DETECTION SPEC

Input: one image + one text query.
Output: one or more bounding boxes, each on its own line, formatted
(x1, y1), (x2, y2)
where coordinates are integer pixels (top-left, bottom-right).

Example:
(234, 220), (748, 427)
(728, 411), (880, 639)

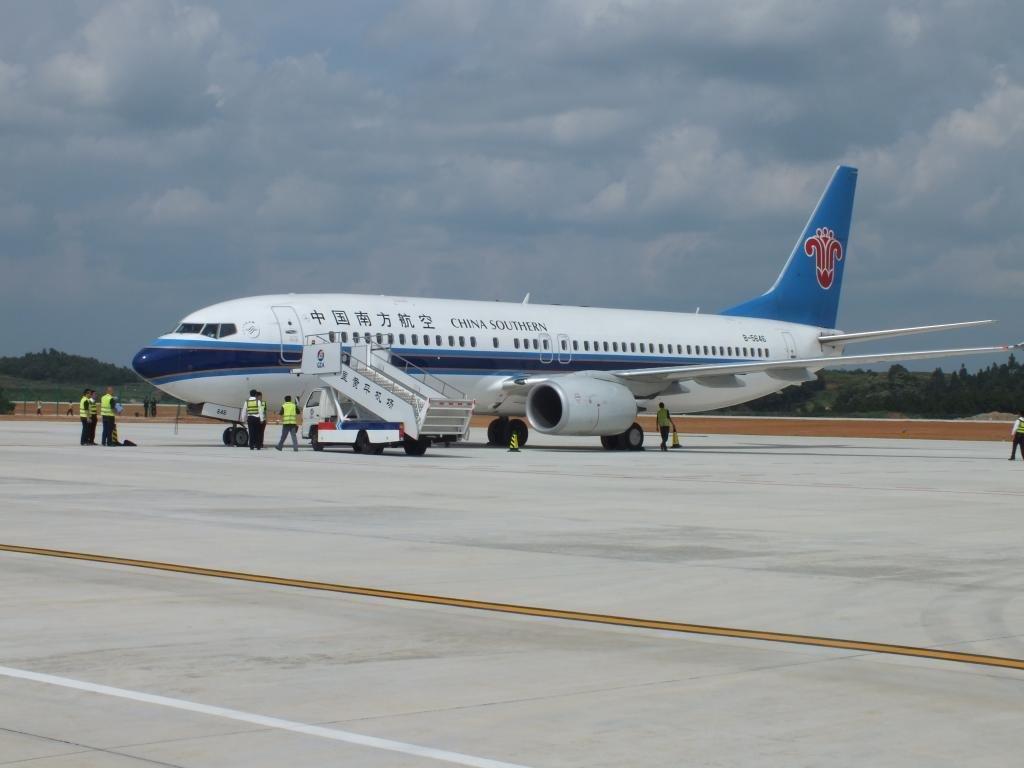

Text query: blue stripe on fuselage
(135, 339), (749, 385)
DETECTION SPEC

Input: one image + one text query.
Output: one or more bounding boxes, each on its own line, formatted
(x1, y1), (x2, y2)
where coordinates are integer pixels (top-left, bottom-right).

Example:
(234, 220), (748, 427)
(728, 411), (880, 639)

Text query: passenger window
(560, 339), (567, 350)
(423, 335), (430, 346)
(703, 345), (709, 355)
(532, 339), (539, 350)
(493, 337), (499, 348)
(435, 335), (442, 346)
(374, 333), (382, 344)
(640, 343), (646, 353)
(459, 336), (465, 347)
(305, 390), (321, 408)
(766, 348), (770, 357)
(514, 338), (520, 349)
(388, 333), (394, 344)
(411, 334), (418, 344)
(687, 345), (692, 354)
(200, 324), (218, 338)
(659, 344), (664, 354)
(583, 341), (590, 351)
(471, 337), (477, 347)
(612, 342), (619, 352)
(218, 324), (237, 338)
(448, 335), (455, 346)
(572, 340), (578, 351)
(712, 346), (717, 355)
(340, 331), (348, 343)
(543, 338), (549, 350)
(630, 342), (636, 352)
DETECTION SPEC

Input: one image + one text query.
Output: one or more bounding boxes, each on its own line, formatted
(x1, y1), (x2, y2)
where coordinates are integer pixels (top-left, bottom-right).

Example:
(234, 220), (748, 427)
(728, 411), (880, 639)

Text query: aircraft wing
(613, 342), (1022, 384)
(819, 320), (993, 345)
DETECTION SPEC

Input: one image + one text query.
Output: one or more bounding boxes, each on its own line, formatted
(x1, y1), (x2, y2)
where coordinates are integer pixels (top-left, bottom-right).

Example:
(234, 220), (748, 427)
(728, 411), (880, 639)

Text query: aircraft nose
(132, 344), (180, 381)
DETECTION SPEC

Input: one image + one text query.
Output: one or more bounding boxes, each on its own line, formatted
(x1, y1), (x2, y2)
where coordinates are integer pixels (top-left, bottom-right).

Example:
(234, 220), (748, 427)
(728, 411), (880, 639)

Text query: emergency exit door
(271, 305), (303, 364)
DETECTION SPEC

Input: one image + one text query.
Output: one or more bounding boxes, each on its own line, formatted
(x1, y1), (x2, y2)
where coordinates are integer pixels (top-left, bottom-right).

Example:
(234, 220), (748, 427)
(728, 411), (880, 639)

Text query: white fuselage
(133, 293), (842, 416)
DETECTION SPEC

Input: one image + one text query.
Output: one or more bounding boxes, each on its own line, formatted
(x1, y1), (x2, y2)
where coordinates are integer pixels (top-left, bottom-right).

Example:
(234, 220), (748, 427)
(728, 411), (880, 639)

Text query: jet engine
(525, 375), (637, 436)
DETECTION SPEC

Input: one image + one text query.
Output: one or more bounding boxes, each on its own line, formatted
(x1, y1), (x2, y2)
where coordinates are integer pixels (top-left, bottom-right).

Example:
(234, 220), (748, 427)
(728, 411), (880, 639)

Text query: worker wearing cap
(275, 396), (299, 452)
(656, 402), (676, 452)
(1009, 411), (1024, 461)
(79, 389), (92, 445)
(242, 389), (263, 450)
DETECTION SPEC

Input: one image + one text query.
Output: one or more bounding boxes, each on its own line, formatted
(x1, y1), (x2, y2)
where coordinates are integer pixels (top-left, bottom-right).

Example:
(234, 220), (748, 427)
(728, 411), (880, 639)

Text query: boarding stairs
(296, 340), (475, 441)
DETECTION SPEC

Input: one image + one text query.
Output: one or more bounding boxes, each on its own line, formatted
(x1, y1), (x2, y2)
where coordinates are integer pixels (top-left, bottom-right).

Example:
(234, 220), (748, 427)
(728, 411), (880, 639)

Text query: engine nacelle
(526, 375), (637, 436)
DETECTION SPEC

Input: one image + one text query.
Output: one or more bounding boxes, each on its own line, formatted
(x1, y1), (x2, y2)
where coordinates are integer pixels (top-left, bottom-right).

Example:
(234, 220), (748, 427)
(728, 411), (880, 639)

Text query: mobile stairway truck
(295, 337), (475, 456)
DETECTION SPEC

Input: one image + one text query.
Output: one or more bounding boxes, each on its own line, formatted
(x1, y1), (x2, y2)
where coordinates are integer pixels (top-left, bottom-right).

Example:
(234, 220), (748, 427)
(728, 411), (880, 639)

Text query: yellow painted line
(3, 543), (1023, 673)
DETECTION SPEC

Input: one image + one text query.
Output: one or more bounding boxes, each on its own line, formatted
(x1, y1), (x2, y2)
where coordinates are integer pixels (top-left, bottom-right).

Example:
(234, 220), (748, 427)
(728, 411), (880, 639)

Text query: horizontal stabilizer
(614, 342), (1023, 384)
(820, 320), (994, 345)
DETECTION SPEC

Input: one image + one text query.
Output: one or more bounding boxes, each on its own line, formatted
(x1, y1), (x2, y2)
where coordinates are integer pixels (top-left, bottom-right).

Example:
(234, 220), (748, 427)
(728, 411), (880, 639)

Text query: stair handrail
(384, 349), (467, 400)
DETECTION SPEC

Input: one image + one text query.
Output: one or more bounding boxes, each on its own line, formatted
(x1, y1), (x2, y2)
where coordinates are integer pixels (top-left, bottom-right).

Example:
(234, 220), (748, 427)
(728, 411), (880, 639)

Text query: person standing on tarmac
(256, 390), (268, 449)
(275, 395), (299, 452)
(79, 389), (92, 445)
(242, 389), (262, 450)
(656, 402), (676, 452)
(100, 387), (118, 446)
(1009, 411), (1024, 461)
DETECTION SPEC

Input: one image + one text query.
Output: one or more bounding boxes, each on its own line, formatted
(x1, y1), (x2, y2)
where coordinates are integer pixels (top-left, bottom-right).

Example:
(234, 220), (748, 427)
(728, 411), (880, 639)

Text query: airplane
(132, 165), (1019, 450)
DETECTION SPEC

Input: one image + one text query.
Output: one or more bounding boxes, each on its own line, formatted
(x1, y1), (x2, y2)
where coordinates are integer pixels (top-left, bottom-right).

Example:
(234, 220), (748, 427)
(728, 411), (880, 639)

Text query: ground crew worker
(656, 401), (676, 452)
(100, 387), (118, 446)
(1009, 411), (1024, 461)
(256, 391), (268, 449)
(88, 391), (99, 444)
(243, 389), (263, 450)
(79, 389), (92, 445)
(275, 395), (299, 452)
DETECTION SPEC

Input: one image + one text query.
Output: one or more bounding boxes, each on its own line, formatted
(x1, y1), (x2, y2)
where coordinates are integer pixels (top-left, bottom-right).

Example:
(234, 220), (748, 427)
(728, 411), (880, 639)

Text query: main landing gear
(600, 422), (644, 451)
(223, 425), (249, 447)
(487, 417), (528, 448)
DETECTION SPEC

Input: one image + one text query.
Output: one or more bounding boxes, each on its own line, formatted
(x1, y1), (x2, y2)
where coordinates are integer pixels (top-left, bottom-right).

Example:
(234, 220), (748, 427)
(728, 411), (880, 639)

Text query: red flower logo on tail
(805, 227), (843, 289)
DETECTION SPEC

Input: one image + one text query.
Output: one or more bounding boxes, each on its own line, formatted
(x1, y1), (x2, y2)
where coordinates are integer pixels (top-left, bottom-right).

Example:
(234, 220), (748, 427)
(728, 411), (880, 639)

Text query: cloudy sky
(1, 0), (1022, 368)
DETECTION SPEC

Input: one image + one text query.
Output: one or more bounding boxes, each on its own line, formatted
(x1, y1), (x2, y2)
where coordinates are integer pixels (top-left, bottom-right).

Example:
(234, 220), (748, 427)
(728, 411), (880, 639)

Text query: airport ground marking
(4, 543), (1024, 673)
(0, 665), (531, 768)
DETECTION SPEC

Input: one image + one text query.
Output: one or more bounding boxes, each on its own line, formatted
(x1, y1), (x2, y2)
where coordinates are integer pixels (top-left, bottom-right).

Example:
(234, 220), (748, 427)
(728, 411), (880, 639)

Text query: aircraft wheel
(624, 422), (644, 451)
(310, 425), (323, 452)
(222, 427), (233, 446)
(510, 418), (529, 447)
(600, 435), (618, 450)
(487, 418), (508, 446)
(233, 427), (249, 447)
(403, 436), (429, 456)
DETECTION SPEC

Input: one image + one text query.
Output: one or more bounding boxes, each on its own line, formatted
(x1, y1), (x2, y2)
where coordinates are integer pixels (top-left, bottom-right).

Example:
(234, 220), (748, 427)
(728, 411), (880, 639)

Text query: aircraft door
(538, 332), (554, 364)
(271, 305), (303, 364)
(781, 331), (797, 359)
(556, 333), (572, 365)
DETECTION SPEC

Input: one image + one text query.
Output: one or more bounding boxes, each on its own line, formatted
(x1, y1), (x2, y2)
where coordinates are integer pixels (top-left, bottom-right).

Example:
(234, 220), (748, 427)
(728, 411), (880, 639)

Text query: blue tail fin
(721, 165), (857, 329)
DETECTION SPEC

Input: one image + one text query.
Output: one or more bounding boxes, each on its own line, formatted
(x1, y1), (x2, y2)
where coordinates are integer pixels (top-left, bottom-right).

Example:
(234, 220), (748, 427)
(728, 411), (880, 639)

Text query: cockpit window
(176, 323), (203, 334)
(218, 324), (237, 338)
(200, 324), (219, 338)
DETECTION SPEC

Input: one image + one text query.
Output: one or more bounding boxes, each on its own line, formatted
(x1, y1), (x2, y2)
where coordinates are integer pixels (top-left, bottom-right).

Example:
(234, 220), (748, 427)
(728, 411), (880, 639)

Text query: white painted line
(0, 665), (532, 768)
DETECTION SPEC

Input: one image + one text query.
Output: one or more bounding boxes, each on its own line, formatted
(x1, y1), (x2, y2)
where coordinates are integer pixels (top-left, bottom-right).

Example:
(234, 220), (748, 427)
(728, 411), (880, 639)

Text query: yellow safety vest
(1017, 419), (1024, 434)
(79, 396), (90, 418)
(245, 397), (260, 415)
(281, 401), (297, 425)
(100, 393), (114, 417)
(656, 407), (672, 427)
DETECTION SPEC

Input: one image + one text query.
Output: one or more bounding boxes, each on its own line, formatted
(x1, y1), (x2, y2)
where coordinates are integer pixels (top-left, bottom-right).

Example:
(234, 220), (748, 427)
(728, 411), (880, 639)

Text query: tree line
(0, 348), (138, 385)
(723, 356), (1024, 418)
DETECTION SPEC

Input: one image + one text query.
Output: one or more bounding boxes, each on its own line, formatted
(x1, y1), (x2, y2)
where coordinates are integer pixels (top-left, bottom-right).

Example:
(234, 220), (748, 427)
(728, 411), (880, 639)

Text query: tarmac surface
(1, 420), (1023, 767)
